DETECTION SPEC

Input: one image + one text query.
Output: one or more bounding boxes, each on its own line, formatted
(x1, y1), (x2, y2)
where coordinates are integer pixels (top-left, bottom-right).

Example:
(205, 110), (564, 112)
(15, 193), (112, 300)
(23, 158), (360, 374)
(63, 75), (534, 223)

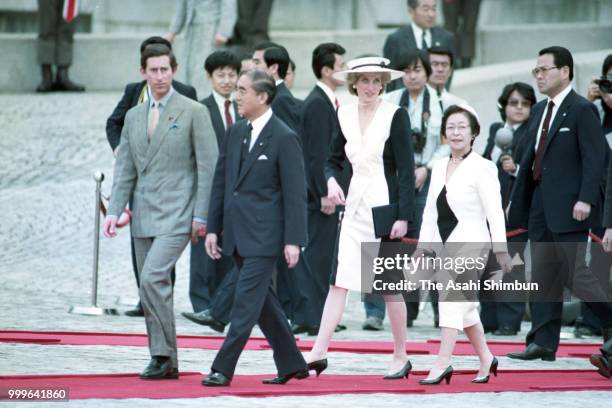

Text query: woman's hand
(500, 155), (516, 173)
(495, 251), (513, 274)
(389, 220), (408, 239)
(327, 177), (346, 206)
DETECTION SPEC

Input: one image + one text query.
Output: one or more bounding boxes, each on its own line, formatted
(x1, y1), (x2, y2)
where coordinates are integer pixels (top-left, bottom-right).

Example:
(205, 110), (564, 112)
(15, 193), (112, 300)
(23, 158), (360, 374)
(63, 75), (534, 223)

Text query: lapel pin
(563, 113), (566, 116)
(243, 139), (247, 144)
(168, 116), (174, 121)
(259, 142), (263, 146)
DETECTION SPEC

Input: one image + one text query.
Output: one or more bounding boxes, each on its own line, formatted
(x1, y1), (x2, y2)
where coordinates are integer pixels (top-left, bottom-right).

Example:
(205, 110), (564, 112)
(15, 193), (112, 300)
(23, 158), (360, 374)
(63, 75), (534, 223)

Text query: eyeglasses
(445, 125), (470, 134)
(507, 99), (532, 108)
(531, 66), (559, 77)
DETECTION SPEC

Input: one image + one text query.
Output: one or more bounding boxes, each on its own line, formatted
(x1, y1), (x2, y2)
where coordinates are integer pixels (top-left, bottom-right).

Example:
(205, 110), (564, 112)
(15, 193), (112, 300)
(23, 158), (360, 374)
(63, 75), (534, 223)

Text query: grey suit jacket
(109, 91), (218, 238)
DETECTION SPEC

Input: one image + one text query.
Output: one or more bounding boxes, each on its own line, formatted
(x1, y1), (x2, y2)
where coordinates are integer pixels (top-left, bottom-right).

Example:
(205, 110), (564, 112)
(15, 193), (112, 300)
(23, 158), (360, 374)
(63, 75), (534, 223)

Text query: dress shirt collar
(247, 108), (273, 149)
(275, 79), (284, 86)
(411, 22), (430, 49)
(316, 81), (337, 106)
(548, 83), (572, 108)
(212, 89), (232, 106)
(148, 86), (174, 108)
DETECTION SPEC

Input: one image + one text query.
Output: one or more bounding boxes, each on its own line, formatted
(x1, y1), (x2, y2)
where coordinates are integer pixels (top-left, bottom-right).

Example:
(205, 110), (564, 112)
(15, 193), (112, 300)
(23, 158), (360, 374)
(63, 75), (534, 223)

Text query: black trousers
(37, 0), (74, 66)
(188, 240), (234, 312)
(211, 254), (307, 378)
(276, 255), (319, 327)
(526, 186), (612, 351)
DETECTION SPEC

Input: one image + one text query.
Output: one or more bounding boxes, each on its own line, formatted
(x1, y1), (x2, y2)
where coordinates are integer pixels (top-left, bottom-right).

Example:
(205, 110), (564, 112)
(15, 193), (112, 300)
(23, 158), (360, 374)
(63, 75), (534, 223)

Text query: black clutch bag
(371, 203), (398, 238)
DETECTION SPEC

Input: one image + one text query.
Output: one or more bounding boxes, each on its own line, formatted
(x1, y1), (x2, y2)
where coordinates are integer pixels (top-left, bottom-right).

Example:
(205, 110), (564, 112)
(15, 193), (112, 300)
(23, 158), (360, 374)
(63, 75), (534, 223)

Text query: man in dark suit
(182, 51), (241, 323)
(202, 69), (309, 386)
(295, 43), (348, 334)
(105, 36), (197, 317)
(383, 0), (455, 91)
(507, 46), (612, 362)
(227, 0), (274, 56)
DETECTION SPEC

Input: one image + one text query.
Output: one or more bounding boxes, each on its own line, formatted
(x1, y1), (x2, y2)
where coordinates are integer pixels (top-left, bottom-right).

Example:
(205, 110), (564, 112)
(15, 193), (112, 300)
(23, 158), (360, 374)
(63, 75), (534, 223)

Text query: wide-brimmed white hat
(332, 56), (404, 82)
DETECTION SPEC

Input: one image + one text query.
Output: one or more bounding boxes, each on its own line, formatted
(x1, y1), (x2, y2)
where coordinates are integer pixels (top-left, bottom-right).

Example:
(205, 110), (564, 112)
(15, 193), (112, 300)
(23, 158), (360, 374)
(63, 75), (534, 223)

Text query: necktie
(334, 97), (340, 110)
(147, 101), (159, 143)
(224, 99), (233, 128)
(532, 100), (555, 182)
(421, 31), (427, 50)
(239, 123), (253, 173)
(437, 89), (444, 113)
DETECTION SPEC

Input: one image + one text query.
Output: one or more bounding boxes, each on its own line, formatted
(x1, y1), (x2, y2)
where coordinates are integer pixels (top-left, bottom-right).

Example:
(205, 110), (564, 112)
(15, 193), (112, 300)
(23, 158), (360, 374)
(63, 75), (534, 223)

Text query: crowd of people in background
(39, 0), (610, 387)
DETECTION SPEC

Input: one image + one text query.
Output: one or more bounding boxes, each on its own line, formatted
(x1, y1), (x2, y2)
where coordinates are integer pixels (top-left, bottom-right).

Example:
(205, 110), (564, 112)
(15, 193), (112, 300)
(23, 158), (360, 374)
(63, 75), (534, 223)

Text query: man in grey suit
(383, 0), (455, 91)
(103, 44), (218, 380)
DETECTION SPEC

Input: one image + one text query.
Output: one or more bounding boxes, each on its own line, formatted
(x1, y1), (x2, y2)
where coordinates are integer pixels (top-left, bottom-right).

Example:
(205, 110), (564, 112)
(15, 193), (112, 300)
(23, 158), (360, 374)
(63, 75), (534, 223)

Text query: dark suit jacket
(272, 82), (300, 132)
(383, 24), (455, 91)
(106, 80), (197, 151)
(483, 122), (529, 213)
(200, 94), (239, 147)
(605, 158), (612, 228)
(208, 112), (308, 257)
(508, 90), (606, 233)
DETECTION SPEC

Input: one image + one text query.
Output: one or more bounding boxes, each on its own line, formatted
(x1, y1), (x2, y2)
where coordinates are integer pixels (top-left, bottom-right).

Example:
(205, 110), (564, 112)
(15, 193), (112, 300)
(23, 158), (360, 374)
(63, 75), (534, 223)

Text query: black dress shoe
(589, 354), (611, 378)
(472, 357), (498, 383)
(494, 325), (518, 336)
(419, 366), (453, 385)
(139, 356), (178, 380)
(507, 343), (556, 361)
(125, 305), (144, 317)
(291, 323), (319, 336)
(307, 358), (328, 377)
(335, 324), (347, 332)
(182, 310), (226, 333)
(262, 369), (309, 384)
(202, 371), (231, 386)
(383, 360), (412, 379)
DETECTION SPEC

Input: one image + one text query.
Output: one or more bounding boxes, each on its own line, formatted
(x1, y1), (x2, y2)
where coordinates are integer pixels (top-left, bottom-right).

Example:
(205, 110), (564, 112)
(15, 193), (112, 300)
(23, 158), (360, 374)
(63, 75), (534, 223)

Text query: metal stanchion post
(69, 171), (118, 316)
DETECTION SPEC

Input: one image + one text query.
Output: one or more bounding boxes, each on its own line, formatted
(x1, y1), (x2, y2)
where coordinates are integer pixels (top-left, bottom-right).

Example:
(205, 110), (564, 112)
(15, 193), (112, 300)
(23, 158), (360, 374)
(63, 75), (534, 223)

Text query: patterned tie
(421, 30), (427, 50)
(224, 99), (233, 128)
(147, 101), (159, 143)
(532, 100), (555, 182)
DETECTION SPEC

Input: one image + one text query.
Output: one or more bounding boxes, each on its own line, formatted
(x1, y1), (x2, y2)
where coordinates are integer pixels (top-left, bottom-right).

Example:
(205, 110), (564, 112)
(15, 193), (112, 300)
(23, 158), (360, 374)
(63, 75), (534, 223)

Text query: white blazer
(418, 152), (507, 253)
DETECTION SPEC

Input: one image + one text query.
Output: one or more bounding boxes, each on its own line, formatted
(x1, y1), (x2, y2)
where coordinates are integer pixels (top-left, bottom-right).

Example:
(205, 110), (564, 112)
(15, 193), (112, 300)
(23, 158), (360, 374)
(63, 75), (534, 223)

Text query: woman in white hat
(415, 104), (513, 385)
(305, 56), (416, 379)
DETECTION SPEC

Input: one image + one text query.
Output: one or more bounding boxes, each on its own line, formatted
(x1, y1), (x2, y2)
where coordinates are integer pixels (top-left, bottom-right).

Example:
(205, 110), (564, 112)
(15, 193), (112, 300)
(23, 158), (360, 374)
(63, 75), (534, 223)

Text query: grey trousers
(133, 234), (190, 368)
(37, 0), (74, 66)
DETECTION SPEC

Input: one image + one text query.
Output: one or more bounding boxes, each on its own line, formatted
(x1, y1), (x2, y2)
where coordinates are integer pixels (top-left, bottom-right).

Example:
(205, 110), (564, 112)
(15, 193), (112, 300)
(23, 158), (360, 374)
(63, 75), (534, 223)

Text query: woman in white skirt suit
(416, 104), (513, 385)
(304, 57), (416, 379)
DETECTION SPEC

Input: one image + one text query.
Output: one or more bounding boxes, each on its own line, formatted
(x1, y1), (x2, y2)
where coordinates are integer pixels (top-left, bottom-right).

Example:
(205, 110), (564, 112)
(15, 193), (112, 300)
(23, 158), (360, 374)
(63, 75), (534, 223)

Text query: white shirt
(248, 108), (273, 151)
(275, 79), (284, 86)
(147, 86), (174, 125)
(534, 84), (572, 149)
(411, 22), (431, 50)
(316, 81), (337, 107)
(211, 89), (235, 130)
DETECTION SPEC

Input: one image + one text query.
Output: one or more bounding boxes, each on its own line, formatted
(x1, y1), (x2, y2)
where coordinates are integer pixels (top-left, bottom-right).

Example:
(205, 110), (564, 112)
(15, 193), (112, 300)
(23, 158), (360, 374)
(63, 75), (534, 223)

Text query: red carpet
(0, 330), (600, 358)
(0, 370), (610, 399)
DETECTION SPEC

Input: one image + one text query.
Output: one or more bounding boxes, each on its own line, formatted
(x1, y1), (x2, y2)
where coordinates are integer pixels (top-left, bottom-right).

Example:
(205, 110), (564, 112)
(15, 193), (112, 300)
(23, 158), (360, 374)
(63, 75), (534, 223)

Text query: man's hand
(389, 220), (408, 239)
(495, 251), (513, 274)
(602, 228), (612, 253)
(103, 216), (118, 238)
(284, 244), (300, 268)
(205, 233), (222, 260)
(163, 32), (176, 43)
(500, 155), (516, 173)
(191, 221), (207, 244)
(415, 167), (428, 191)
(320, 196), (336, 215)
(572, 201), (591, 222)
(214, 33), (229, 46)
(327, 177), (346, 206)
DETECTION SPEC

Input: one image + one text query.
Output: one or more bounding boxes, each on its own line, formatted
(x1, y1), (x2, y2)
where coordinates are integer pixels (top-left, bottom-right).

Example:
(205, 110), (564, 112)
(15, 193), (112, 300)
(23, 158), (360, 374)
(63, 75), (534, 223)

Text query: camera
(412, 128), (426, 153)
(594, 74), (612, 94)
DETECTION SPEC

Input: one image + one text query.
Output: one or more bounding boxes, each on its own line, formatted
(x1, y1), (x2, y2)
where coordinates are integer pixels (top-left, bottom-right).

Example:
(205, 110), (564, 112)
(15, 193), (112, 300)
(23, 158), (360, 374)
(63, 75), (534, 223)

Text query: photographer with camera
(480, 82), (536, 336)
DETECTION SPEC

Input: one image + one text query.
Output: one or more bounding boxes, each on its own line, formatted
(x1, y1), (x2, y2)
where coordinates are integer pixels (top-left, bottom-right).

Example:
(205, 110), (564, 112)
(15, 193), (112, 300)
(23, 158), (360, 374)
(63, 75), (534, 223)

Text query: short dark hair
(204, 50), (241, 75)
(240, 69), (276, 105)
(312, 42), (346, 79)
(254, 41), (281, 51)
(263, 46), (290, 79)
(407, 0), (420, 10)
(539, 46), (574, 81)
(394, 49), (432, 78)
(441, 104), (480, 143)
(602, 53), (612, 76)
(428, 46), (454, 68)
(497, 82), (537, 122)
(289, 59), (296, 72)
(140, 43), (177, 70)
(140, 36), (172, 54)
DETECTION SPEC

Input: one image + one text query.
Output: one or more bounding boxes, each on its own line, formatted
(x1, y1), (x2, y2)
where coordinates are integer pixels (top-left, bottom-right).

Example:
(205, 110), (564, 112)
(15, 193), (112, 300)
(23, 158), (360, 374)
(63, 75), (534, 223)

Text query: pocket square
(257, 154), (268, 160)
(559, 127), (570, 132)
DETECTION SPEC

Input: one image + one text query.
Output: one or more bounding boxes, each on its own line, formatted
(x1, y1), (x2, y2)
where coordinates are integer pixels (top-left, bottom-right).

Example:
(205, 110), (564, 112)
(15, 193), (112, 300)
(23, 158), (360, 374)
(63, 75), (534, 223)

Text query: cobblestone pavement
(0, 93), (609, 406)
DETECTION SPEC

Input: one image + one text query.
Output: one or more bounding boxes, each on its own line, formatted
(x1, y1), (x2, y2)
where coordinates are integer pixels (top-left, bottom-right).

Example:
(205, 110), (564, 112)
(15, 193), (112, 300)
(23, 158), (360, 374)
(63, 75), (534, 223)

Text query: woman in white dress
(416, 104), (513, 385)
(304, 57), (416, 379)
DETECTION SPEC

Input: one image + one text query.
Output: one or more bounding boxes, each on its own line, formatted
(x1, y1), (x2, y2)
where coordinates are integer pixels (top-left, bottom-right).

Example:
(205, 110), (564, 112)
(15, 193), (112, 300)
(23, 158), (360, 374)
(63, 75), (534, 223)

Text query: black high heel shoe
(472, 357), (498, 383)
(383, 360), (412, 379)
(307, 359), (328, 377)
(418, 366), (453, 385)
(262, 369), (309, 384)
